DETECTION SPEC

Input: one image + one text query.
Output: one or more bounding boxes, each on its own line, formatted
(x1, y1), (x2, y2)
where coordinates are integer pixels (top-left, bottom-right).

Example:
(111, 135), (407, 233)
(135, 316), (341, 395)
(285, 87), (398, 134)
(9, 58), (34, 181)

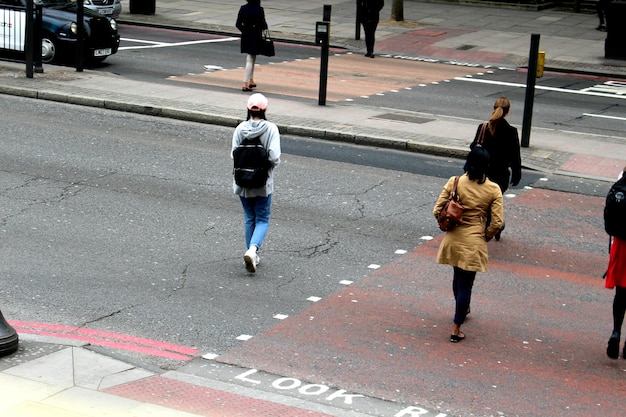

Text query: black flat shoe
(450, 332), (465, 343)
(607, 331), (620, 359)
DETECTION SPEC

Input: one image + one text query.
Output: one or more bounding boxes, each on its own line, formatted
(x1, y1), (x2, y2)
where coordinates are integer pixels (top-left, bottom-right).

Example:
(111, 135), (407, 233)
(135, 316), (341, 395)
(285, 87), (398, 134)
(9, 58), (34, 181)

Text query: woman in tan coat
(434, 148), (504, 343)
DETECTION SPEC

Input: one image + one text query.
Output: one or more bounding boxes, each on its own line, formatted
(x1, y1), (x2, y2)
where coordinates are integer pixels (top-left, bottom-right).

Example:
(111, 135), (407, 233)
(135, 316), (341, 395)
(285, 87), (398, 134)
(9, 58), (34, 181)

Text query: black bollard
(0, 310), (18, 356)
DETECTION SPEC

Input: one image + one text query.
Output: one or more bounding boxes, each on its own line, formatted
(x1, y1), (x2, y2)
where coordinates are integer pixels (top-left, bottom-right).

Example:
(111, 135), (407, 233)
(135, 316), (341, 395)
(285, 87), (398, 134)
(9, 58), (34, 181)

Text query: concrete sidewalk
(1, 1), (626, 416)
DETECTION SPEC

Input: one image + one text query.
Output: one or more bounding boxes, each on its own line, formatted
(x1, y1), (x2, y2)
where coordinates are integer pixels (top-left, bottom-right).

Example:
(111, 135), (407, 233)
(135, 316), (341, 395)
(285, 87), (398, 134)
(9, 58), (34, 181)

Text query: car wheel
(41, 34), (58, 64)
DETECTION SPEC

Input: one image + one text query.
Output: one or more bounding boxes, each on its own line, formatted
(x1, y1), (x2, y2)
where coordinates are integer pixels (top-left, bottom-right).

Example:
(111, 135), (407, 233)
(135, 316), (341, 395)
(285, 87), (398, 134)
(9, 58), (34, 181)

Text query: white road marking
(119, 37), (238, 51)
(583, 113), (626, 121)
(454, 76), (626, 100)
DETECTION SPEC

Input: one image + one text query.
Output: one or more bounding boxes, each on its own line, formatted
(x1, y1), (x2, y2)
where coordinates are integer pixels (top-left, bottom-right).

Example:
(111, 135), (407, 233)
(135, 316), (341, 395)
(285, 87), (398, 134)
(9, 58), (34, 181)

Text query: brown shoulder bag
(437, 176), (464, 231)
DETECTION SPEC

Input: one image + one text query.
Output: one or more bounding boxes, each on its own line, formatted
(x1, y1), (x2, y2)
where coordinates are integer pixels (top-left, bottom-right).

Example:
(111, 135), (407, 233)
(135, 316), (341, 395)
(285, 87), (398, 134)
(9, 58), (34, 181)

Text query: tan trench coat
(433, 174), (504, 272)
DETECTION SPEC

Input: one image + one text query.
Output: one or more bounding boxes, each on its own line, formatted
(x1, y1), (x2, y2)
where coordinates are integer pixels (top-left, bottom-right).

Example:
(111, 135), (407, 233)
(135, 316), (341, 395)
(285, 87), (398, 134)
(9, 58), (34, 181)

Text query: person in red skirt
(606, 168), (626, 359)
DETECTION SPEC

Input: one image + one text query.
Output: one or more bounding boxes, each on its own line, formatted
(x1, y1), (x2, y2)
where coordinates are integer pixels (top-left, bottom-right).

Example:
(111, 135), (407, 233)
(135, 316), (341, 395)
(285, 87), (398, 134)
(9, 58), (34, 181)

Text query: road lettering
(233, 368), (447, 416)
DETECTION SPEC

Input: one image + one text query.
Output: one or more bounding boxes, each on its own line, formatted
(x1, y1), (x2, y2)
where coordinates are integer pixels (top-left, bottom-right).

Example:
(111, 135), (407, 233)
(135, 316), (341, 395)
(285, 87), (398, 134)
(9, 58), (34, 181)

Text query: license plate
(94, 48), (112, 57)
(100, 7), (114, 15)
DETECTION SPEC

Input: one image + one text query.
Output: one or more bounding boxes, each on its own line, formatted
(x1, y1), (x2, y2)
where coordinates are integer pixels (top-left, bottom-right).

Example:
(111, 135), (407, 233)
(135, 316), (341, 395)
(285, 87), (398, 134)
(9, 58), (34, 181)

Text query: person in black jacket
(359, 0), (384, 58)
(236, 0), (268, 91)
(470, 97), (522, 241)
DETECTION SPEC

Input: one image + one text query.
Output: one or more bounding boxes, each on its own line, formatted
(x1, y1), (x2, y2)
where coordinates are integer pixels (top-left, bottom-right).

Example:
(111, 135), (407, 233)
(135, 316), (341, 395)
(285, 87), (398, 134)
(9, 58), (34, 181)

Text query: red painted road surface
(9, 186), (622, 417)
(213, 188), (624, 417)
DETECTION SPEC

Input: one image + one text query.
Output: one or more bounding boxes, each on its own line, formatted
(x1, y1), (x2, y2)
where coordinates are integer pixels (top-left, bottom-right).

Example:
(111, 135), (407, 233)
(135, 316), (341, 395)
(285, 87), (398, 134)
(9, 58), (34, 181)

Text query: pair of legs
(607, 285), (626, 358)
(596, 0), (609, 29)
(240, 194), (272, 272)
(362, 19), (379, 57)
(451, 266), (476, 342)
(242, 54), (257, 91)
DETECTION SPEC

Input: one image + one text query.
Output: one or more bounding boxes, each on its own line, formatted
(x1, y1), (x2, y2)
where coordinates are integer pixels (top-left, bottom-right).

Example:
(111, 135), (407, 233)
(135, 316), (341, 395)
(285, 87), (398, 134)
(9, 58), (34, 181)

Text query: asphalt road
(1, 83), (622, 417)
(96, 24), (626, 140)
(0, 94), (464, 364)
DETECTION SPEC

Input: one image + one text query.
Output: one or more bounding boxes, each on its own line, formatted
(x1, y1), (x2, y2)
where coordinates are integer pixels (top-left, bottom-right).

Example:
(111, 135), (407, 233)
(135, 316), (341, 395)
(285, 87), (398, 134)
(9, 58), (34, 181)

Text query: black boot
(0, 309), (18, 356)
(607, 331), (620, 359)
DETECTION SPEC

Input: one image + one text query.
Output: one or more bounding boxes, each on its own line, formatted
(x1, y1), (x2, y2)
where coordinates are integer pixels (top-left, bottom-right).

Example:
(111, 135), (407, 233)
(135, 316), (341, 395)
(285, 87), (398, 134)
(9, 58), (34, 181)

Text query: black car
(0, 0), (120, 64)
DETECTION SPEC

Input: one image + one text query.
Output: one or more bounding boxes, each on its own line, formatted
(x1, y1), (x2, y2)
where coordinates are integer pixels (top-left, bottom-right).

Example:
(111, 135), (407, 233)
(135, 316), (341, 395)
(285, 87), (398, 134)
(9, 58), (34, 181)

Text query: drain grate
(456, 44), (477, 51)
(373, 113), (435, 124)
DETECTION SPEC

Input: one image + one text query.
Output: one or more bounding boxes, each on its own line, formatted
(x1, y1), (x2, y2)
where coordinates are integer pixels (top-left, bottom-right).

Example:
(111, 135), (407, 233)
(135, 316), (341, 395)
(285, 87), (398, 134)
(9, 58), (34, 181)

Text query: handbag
(259, 30), (275, 57)
(437, 176), (464, 231)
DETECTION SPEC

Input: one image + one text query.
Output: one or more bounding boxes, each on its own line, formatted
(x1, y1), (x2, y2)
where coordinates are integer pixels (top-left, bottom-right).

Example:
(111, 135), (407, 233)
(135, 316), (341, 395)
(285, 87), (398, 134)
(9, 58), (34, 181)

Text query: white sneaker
(244, 248), (258, 273)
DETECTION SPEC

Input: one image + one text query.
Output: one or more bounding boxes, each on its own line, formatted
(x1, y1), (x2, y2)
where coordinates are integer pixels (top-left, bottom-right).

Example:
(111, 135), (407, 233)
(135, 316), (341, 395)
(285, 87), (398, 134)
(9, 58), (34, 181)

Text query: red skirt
(606, 236), (626, 289)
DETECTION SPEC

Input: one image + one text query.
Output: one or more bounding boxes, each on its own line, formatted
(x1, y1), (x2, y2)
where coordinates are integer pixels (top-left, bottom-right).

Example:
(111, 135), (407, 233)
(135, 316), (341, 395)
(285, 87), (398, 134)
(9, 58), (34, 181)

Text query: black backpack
(604, 175), (626, 239)
(233, 136), (270, 189)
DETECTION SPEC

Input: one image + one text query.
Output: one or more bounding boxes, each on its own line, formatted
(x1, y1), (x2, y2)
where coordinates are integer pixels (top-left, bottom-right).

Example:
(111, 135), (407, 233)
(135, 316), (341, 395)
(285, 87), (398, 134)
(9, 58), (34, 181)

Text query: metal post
(521, 33), (540, 148)
(355, 0), (361, 40)
(34, 4), (43, 73)
(323, 4), (331, 21)
(319, 42), (329, 106)
(76, 0), (84, 72)
(318, 6), (331, 106)
(25, 0), (33, 78)
(0, 310), (18, 357)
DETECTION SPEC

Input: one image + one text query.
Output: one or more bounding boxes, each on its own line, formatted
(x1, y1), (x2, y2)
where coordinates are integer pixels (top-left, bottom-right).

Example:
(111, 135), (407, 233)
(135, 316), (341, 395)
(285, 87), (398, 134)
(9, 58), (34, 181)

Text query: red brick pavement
(560, 154), (624, 179)
(105, 375), (335, 417)
(376, 27), (511, 64)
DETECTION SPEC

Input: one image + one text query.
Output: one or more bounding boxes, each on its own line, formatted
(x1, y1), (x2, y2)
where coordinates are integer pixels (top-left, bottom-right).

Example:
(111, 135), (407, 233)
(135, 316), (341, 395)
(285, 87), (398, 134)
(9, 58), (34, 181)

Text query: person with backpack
(604, 166), (626, 359)
(232, 93), (281, 273)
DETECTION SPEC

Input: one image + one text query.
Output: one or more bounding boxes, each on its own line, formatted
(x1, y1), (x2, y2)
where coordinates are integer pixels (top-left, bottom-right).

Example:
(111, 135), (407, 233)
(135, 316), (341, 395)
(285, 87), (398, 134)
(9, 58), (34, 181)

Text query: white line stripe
(119, 37), (239, 51)
(453, 77), (626, 100)
(583, 113), (626, 121)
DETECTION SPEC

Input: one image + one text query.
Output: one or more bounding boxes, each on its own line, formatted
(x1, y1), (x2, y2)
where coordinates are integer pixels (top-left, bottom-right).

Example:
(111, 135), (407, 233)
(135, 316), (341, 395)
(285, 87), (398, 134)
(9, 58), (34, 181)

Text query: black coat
(470, 119), (522, 192)
(236, 4), (268, 55)
(359, 0), (384, 22)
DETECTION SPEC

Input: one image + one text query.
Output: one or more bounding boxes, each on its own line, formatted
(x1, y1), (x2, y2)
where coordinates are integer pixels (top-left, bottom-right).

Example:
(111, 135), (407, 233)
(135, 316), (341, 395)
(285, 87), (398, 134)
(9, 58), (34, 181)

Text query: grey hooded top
(231, 118), (281, 198)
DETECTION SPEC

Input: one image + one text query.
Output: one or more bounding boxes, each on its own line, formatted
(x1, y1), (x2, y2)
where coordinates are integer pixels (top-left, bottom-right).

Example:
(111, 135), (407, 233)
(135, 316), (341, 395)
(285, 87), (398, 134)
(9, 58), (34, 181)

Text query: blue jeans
(452, 267), (476, 325)
(239, 194), (272, 250)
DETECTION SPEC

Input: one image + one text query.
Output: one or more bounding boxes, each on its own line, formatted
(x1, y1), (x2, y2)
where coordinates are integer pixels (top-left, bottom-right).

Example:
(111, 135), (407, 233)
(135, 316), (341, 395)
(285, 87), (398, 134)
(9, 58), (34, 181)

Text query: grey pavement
(1, 0), (626, 416)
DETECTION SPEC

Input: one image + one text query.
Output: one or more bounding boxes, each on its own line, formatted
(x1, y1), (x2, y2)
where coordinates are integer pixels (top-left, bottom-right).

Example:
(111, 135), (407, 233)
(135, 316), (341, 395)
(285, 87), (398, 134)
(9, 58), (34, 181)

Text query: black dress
(236, 3), (268, 56)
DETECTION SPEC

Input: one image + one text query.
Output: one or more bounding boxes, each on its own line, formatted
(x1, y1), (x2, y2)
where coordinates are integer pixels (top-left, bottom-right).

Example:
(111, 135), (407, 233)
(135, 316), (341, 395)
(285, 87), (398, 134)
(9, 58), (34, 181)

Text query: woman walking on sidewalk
(359, 0), (384, 58)
(434, 148), (503, 343)
(236, 0), (268, 91)
(470, 96), (521, 241)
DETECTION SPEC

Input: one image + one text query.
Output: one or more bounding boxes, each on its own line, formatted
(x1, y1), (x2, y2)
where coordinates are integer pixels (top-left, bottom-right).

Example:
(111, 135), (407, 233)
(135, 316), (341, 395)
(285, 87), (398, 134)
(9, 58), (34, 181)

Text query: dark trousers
(613, 285), (626, 334)
(597, 0), (610, 25)
(453, 267), (476, 325)
(362, 19), (379, 54)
